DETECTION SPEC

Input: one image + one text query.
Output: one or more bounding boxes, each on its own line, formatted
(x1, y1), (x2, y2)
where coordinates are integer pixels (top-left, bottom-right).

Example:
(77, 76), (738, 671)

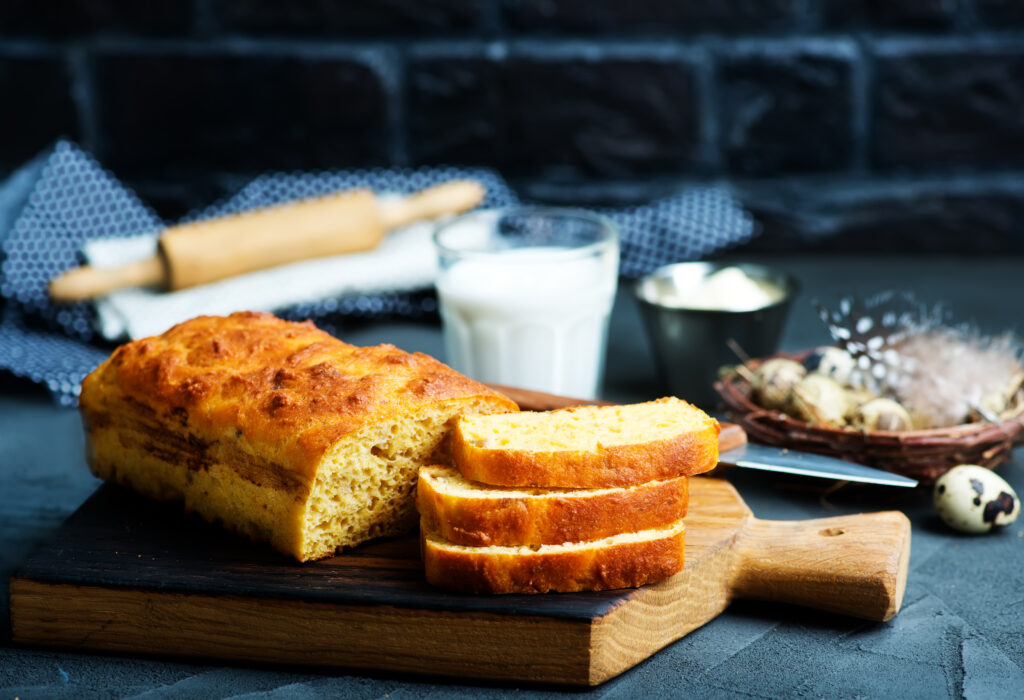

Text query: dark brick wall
(872, 41), (1024, 170)
(94, 51), (392, 174)
(212, 1), (486, 35)
(408, 47), (702, 176)
(1, 0), (1024, 252)
(0, 50), (79, 165)
(717, 41), (856, 176)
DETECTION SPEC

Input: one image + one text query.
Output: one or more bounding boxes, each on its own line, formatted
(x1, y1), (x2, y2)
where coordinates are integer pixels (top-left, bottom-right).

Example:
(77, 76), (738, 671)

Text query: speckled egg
(752, 358), (806, 410)
(803, 346), (857, 387)
(853, 397), (913, 432)
(787, 373), (849, 428)
(933, 465), (1020, 534)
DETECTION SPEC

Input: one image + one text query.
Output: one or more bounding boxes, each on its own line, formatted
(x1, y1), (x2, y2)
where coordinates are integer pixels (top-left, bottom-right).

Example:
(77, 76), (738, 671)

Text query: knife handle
(731, 510), (911, 622)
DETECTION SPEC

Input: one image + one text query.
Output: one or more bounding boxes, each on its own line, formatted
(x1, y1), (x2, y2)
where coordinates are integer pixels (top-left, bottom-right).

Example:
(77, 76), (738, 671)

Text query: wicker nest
(715, 353), (1024, 485)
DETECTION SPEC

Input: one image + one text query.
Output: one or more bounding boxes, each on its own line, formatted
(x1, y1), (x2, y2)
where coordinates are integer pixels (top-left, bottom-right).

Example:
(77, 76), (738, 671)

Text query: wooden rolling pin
(48, 180), (485, 302)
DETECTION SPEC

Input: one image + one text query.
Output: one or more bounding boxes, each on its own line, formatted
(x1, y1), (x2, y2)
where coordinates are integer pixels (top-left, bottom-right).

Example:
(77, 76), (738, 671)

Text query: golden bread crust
(421, 521), (686, 594)
(79, 312), (518, 561)
(417, 466), (688, 546)
(452, 398), (720, 488)
(83, 312), (513, 482)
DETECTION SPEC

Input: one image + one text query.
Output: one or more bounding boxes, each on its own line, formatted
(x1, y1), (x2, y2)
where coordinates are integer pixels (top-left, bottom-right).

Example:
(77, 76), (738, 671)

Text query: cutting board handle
(731, 510), (911, 622)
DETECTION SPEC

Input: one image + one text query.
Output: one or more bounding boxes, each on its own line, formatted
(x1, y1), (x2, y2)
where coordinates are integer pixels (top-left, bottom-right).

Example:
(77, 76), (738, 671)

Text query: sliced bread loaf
(79, 312), (517, 562)
(421, 519), (686, 594)
(452, 397), (720, 488)
(417, 465), (688, 546)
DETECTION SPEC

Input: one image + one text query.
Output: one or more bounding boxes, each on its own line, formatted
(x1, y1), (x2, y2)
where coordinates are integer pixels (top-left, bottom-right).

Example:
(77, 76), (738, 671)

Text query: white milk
(436, 247), (618, 398)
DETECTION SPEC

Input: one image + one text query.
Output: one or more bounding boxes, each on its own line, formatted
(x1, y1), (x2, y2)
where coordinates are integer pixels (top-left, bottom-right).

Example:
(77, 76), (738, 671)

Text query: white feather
(891, 328), (1022, 428)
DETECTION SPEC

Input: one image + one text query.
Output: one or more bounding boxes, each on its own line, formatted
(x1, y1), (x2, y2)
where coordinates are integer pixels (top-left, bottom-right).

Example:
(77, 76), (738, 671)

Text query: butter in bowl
(633, 262), (798, 408)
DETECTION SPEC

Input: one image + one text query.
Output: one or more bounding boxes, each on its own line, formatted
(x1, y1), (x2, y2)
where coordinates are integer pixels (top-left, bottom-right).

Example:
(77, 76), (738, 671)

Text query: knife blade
(719, 442), (918, 487)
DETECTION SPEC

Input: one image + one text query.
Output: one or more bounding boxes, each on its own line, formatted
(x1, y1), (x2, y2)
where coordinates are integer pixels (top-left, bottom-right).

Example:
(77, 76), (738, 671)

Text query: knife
(716, 423), (918, 487)
(488, 384), (919, 488)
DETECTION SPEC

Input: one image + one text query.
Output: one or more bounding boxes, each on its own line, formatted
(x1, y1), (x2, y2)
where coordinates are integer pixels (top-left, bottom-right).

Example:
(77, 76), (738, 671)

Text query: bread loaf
(79, 311), (517, 561)
(421, 519), (686, 594)
(417, 465), (688, 546)
(452, 397), (720, 488)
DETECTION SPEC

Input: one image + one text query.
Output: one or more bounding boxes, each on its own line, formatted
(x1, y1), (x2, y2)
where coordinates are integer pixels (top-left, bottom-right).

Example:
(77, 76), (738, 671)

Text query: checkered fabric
(0, 141), (756, 405)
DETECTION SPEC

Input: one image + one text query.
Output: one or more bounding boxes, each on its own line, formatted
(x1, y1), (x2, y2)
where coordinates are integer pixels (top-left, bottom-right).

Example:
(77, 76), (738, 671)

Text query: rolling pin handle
(48, 255), (167, 303)
(379, 180), (486, 231)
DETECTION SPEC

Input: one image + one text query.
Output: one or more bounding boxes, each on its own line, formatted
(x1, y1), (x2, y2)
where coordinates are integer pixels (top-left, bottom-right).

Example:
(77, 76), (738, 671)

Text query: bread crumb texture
(79, 311), (517, 561)
(453, 397), (720, 488)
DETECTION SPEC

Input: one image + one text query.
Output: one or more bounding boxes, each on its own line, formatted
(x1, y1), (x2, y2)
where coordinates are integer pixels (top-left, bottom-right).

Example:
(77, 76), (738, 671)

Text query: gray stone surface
(3, 254), (1024, 698)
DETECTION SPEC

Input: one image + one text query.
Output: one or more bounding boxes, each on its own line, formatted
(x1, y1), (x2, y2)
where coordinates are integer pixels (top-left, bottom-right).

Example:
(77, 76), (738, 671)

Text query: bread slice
(417, 465), (688, 546)
(79, 312), (517, 562)
(421, 518), (686, 594)
(452, 397), (720, 488)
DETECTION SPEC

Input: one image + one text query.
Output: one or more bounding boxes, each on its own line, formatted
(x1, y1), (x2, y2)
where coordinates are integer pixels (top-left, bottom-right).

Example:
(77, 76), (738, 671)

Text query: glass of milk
(433, 208), (619, 399)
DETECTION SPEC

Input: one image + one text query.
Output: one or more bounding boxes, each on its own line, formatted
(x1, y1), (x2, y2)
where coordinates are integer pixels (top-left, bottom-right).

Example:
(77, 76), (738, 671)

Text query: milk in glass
(434, 211), (619, 399)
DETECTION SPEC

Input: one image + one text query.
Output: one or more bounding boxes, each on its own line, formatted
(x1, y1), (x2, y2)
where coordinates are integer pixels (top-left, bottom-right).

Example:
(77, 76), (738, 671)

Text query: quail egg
(751, 358), (806, 410)
(975, 371), (1024, 421)
(933, 465), (1021, 534)
(975, 390), (1007, 422)
(803, 346), (856, 387)
(787, 373), (849, 428)
(842, 387), (878, 421)
(853, 397), (912, 432)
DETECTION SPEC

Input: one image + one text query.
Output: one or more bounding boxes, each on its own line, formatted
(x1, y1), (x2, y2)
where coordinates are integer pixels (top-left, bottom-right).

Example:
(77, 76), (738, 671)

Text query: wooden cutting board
(10, 481), (910, 686)
(10, 387), (911, 686)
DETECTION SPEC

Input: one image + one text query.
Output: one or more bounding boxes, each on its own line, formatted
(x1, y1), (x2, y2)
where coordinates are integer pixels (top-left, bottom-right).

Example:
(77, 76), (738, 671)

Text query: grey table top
(2, 254), (1023, 699)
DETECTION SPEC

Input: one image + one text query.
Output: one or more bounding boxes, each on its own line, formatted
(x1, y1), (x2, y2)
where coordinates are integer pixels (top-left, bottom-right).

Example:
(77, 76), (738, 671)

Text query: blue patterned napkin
(0, 141), (756, 405)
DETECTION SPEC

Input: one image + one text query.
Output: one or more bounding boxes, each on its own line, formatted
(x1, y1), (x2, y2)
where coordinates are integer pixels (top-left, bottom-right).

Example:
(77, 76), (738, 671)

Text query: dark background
(3, 7), (1024, 696)
(3, 0), (1024, 253)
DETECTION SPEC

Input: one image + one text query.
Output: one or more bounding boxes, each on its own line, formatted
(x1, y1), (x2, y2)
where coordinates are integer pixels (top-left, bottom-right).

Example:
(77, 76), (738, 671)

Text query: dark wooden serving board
(10, 476), (910, 686)
(10, 387), (911, 686)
